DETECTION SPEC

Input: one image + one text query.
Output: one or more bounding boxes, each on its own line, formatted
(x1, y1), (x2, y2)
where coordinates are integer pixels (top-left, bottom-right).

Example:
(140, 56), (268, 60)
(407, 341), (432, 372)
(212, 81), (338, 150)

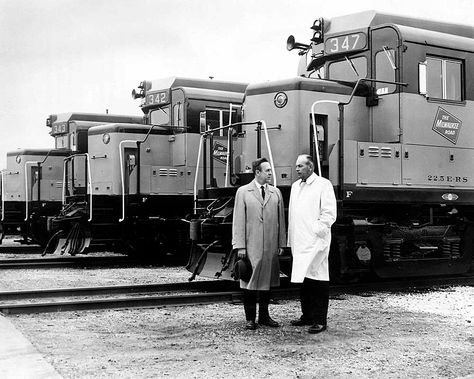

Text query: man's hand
(237, 248), (247, 258)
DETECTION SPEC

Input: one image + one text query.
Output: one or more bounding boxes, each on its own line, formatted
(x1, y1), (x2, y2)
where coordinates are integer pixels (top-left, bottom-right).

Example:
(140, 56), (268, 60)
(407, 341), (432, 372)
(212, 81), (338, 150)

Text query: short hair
(252, 157), (269, 174)
(298, 154), (314, 169)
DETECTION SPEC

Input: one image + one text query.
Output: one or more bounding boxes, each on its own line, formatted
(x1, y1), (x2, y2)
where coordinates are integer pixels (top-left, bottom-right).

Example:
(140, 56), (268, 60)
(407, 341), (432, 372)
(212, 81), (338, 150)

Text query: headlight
(15, 155), (21, 164)
(274, 92), (288, 108)
(102, 133), (110, 144)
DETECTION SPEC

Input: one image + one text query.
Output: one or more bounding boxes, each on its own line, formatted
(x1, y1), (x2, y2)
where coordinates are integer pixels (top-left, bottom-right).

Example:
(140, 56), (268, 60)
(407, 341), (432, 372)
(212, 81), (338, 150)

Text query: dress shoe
(246, 320), (257, 330)
(291, 318), (312, 326)
(258, 317), (279, 327)
(308, 324), (327, 334)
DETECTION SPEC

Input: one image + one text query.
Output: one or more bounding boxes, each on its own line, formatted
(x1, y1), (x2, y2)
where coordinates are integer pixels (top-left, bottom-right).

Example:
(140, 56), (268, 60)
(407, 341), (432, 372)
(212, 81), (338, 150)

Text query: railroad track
(0, 275), (473, 315)
(0, 255), (140, 269)
(0, 244), (42, 254)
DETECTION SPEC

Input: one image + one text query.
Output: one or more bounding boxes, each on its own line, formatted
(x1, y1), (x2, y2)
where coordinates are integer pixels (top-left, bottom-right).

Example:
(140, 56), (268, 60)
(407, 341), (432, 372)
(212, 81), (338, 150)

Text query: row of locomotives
(47, 77), (247, 261)
(187, 10), (474, 283)
(0, 112), (141, 249)
(32, 112), (143, 254)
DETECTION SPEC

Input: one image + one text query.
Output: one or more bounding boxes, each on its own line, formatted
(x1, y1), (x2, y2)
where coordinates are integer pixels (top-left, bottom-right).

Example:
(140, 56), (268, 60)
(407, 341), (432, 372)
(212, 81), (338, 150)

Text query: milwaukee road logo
(212, 142), (228, 164)
(432, 107), (462, 144)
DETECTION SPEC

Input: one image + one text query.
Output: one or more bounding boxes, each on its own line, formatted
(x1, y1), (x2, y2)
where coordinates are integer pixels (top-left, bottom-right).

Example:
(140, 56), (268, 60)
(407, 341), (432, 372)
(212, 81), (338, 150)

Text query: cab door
(370, 26), (401, 143)
(30, 166), (41, 201)
(123, 148), (138, 195)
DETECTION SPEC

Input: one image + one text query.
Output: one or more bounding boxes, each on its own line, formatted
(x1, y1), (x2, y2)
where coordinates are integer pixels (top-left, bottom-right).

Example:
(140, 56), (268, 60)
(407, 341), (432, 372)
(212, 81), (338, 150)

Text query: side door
(123, 147), (138, 195)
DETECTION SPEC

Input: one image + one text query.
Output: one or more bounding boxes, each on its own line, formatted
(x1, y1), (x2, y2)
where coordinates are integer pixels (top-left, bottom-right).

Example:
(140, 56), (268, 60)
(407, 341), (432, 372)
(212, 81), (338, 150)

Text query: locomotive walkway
(0, 315), (62, 378)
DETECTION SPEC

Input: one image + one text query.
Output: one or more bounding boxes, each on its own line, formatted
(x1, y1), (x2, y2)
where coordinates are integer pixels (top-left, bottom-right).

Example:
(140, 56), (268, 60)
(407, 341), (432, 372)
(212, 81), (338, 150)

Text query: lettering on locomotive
(212, 142), (228, 165)
(427, 175), (468, 183)
(432, 107), (462, 144)
(324, 32), (367, 55)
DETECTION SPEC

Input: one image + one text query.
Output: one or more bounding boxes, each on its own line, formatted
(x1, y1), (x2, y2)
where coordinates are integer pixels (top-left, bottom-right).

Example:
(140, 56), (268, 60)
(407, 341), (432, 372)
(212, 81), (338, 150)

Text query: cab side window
(421, 56), (463, 101)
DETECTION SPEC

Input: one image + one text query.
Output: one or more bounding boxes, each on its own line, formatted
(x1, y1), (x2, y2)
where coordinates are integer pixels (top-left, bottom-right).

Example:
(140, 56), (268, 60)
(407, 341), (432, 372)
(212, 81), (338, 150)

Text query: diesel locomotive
(47, 77), (247, 257)
(188, 11), (474, 281)
(0, 113), (141, 247)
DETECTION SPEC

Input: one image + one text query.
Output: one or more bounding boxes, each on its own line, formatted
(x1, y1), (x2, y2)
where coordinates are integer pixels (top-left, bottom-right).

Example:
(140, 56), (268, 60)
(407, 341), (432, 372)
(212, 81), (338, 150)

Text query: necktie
(261, 186), (265, 200)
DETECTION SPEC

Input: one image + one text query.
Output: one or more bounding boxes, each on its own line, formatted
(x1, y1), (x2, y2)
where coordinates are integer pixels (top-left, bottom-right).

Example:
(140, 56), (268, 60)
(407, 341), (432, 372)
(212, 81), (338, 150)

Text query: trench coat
(232, 181), (286, 290)
(288, 173), (337, 282)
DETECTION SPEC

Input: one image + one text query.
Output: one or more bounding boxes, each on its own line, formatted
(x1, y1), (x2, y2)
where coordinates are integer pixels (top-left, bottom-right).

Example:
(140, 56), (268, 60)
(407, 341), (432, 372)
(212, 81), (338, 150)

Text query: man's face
(256, 162), (272, 184)
(295, 156), (313, 181)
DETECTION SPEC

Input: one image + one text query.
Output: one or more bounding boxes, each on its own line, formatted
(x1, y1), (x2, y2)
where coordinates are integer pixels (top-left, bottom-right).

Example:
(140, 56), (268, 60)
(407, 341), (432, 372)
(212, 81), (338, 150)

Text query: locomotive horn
(286, 35), (310, 51)
(131, 89), (144, 99)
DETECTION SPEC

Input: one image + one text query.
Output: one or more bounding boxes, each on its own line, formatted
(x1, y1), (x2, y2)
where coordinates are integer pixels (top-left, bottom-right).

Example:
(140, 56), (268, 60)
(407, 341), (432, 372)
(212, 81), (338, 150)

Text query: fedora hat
(234, 258), (252, 282)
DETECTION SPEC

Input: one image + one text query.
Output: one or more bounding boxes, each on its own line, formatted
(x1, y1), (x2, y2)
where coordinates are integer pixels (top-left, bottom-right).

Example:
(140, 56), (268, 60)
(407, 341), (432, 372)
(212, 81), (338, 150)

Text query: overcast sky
(0, 0), (473, 168)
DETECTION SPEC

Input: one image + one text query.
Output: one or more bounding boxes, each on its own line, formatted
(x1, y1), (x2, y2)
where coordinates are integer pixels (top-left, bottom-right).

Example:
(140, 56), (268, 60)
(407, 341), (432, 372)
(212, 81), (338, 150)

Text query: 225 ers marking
(427, 175), (468, 183)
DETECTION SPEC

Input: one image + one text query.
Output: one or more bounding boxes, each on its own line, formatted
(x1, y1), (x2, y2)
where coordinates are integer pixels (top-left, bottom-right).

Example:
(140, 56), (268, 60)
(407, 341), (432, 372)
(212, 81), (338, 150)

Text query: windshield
(328, 56), (367, 82)
(150, 105), (170, 126)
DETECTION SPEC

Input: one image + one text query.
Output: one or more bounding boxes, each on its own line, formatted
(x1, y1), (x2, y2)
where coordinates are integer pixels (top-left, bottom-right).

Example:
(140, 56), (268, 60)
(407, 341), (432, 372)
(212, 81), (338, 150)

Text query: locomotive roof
(7, 148), (71, 157)
(88, 123), (170, 136)
(327, 10), (474, 39)
(47, 113), (143, 125)
(147, 77), (248, 94)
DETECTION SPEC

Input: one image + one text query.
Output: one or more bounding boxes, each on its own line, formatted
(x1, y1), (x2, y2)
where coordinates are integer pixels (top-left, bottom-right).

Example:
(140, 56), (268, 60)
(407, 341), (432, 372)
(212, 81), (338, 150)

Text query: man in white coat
(232, 158), (286, 330)
(288, 154), (337, 334)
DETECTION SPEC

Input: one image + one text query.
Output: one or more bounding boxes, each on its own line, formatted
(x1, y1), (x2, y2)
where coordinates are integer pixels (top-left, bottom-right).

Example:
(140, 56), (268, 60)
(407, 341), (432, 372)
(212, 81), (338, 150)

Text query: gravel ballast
(1, 265), (472, 378)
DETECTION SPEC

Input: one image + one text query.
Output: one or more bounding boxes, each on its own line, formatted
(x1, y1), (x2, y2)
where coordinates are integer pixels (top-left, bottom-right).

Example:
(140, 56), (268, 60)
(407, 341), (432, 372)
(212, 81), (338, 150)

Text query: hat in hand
(234, 258), (252, 282)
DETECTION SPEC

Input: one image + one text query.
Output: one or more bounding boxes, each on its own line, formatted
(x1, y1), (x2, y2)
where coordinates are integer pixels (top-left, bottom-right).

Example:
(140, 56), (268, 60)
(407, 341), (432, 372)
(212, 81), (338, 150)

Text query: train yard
(0, 261), (472, 378)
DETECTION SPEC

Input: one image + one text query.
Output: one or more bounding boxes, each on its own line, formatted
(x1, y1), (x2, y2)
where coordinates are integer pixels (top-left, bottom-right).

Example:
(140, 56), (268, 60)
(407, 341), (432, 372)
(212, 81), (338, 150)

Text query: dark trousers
(243, 290), (271, 321)
(300, 278), (329, 325)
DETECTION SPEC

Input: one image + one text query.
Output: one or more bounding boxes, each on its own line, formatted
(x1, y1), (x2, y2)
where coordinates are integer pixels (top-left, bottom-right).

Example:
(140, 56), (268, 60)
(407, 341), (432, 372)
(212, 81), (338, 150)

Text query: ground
(3, 267), (473, 379)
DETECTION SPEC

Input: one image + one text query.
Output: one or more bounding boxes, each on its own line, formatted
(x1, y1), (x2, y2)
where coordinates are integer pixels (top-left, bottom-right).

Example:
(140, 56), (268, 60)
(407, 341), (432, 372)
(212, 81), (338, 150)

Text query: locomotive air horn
(286, 35), (310, 51)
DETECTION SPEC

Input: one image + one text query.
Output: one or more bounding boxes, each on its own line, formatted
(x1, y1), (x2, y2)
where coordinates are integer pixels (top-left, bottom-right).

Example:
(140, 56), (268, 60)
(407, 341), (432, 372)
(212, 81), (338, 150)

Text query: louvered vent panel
(368, 146), (379, 157)
(380, 147), (392, 158)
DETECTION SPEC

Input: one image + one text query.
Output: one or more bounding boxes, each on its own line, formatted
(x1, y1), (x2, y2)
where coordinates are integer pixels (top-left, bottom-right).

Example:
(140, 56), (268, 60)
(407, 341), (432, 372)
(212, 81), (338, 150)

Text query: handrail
(193, 134), (206, 214)
(194, 120), (277, 212)
(61, 153), (93, 222)
(260, 120), (277, 187)
(1, 170), (4, 222)
(224, 103), (240, 187)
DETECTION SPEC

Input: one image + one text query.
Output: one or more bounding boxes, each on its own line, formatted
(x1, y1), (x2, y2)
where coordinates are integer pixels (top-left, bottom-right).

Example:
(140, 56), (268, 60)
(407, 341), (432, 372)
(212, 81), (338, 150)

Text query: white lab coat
(288, 173), (337, 282)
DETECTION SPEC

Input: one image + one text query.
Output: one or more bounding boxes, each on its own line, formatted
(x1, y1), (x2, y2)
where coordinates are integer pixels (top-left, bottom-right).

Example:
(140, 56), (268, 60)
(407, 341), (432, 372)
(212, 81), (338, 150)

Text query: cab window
(173, 102), (184, 127)
(55, 135), (69, 149)
(150, 105), (170, 126)
(202, 109), (240, 136)
(423, 57), (462, 101)
(328, 56), (367, 82)
(375, 48), (396, 95)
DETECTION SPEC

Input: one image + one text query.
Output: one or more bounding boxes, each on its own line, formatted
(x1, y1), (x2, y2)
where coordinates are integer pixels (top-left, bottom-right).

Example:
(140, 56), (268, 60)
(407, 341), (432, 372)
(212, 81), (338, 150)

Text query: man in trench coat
(288, 154), (337, 334)
(232, 157), (286, 330)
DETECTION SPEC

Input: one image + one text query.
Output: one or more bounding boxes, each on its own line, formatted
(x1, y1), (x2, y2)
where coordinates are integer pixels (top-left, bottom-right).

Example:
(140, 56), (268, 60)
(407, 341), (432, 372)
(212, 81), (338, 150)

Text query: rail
(62, 153), (93, 222)
(1, 274), (472, 315)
